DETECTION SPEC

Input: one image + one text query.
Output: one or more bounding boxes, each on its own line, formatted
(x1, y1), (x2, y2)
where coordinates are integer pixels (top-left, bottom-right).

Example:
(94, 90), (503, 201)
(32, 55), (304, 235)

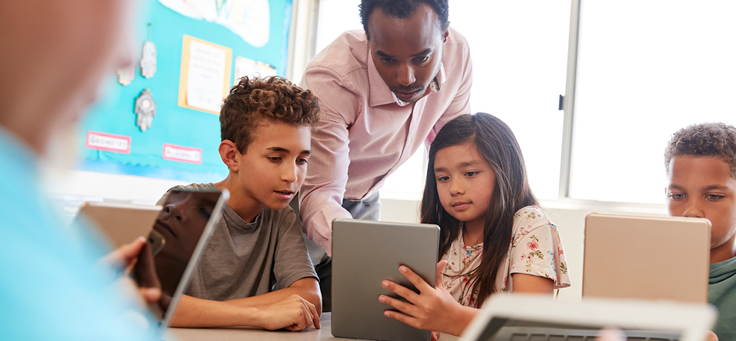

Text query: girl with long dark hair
(379, 113), (570, 337)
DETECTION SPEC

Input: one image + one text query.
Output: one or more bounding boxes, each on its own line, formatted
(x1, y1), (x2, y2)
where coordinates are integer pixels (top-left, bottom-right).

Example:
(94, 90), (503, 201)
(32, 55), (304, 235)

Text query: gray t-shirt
(157, 183), (317, 301)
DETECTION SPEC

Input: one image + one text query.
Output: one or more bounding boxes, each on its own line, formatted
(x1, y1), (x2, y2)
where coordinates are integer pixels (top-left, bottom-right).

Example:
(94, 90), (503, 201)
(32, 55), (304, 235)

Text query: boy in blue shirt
(0, 1), (161, 340)
(665, 122), (736, 341)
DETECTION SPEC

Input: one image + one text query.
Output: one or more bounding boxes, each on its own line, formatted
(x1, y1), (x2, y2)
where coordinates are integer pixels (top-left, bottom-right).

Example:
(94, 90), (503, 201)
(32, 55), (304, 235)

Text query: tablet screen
(133, 189), (222, 322)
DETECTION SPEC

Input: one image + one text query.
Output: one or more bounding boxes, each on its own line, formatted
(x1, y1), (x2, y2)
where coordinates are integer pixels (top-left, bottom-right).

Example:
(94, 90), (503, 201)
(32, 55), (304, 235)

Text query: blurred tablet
(461, 294), (717, 341)
(74, 201), (162, 247)
(331, 219), (440, 341)
(137, 188), (229, 330)
(584, 213), (711, 304)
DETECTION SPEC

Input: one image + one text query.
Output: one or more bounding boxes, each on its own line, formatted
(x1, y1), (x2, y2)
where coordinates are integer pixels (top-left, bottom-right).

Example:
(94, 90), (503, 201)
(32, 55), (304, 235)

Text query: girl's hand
(378, 260), (476, 336)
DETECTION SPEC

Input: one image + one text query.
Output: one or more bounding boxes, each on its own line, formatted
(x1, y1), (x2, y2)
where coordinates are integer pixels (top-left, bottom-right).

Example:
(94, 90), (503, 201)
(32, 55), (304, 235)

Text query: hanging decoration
(134, 89), (156, 132)
(116, 64), (135, 86)
(140, 24), (157, 78)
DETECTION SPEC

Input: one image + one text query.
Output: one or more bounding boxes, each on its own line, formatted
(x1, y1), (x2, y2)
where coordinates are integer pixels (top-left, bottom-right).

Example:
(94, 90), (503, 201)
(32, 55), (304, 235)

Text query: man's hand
(254, 294), (321, 331)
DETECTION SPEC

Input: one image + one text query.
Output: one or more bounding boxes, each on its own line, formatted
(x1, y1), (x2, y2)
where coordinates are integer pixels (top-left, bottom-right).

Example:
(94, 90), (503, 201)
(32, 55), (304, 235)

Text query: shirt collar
(367, 52), (446, 108)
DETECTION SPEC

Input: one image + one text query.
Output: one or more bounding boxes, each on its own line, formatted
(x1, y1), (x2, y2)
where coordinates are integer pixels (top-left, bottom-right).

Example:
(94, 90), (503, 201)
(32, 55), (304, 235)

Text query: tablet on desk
(331, 219), (440, 341)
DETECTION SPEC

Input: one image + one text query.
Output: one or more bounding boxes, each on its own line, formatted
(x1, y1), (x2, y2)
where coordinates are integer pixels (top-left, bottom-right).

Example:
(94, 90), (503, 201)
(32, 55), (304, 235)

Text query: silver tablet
(75, 201), (162, 248)
(331, 219), (440, 341)
(584, 213), (711, 304)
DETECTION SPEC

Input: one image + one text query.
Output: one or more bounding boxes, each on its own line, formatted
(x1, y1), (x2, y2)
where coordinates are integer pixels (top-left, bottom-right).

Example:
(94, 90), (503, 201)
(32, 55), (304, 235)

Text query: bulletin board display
(78, 0), (293, 182)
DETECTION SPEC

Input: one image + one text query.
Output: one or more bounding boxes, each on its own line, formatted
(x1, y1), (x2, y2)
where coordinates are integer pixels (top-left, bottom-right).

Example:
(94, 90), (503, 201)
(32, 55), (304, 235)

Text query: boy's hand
(378, 260), (473, 336)
(255, 294), (320, 331)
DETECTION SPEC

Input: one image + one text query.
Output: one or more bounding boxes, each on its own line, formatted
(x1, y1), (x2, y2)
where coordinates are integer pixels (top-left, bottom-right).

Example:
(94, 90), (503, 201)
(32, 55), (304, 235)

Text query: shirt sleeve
(298, 66), (362, 257)
(272, 207), (319, 290)
(508, 207), (571, 289)
(425, 39), (473, 147)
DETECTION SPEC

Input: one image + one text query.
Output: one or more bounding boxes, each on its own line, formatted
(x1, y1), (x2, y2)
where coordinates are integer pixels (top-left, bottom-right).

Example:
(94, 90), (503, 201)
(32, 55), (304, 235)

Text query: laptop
(132, 188), (229, 330)
(75, 201), (162, 247)
(583, 213), (711, 304)
(331, 219), (440, 341)
(461, 294), (717, 341)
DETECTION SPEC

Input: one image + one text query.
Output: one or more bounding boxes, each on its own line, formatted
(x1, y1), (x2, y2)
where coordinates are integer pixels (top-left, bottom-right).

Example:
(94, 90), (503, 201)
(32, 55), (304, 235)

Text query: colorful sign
(86, 131), (131, 154)
(163, 143), (203, 164)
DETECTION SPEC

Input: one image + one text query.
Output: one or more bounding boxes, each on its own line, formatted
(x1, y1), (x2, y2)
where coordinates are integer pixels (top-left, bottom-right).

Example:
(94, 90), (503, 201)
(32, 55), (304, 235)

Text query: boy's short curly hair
(359, 0), (449, 40)
(220, 76), (320, 153)
(664, 122), (736, 178)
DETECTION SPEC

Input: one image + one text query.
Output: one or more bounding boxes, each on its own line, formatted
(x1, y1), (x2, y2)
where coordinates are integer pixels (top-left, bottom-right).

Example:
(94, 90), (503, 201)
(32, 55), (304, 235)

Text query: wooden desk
(165, 312), (460, 341)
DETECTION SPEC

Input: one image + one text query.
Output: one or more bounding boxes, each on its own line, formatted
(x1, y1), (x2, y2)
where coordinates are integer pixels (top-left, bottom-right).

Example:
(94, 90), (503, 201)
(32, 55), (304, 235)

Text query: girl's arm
(379, 261), (479, 336)
(511, 273), (554, 293)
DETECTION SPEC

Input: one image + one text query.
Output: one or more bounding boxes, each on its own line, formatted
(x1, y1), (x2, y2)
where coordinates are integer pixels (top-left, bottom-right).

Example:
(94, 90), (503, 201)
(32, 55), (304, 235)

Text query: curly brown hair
(220, 76), (320, 153)
(664, 122), (736, 178)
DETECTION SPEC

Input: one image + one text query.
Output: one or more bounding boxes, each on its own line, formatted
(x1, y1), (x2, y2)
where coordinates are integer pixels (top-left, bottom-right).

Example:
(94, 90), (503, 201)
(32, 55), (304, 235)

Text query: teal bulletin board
(78, 0), (293, 182)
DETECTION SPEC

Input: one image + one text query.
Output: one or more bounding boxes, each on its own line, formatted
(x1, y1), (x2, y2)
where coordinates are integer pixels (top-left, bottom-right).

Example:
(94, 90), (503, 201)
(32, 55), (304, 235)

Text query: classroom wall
(43, 0), (675, 304)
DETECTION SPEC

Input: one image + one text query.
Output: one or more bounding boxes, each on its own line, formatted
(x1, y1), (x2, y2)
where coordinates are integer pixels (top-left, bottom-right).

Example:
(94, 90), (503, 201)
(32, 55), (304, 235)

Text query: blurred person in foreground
(0, 1), (162, 339)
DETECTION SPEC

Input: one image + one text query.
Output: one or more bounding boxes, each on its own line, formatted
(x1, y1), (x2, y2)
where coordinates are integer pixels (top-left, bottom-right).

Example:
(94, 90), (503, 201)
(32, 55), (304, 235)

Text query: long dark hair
(420, 113), (538, 307)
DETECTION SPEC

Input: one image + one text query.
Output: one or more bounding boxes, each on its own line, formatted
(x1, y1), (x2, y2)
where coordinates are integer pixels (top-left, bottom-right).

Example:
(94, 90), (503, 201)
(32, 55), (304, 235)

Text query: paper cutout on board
(86, 131), (131, 154)
(234, 56), (277, 84)
(187, 40), (228, 113)
(177, 35), (232, 115)
(158, 0), (270, 48)
(163, 143), (202, 164)
(141, 41), (157, 78)
(134, 89), (157, 132)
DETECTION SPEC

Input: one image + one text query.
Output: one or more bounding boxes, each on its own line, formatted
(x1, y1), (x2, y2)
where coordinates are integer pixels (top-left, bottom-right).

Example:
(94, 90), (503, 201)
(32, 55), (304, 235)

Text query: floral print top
(440, 206), (570, 307)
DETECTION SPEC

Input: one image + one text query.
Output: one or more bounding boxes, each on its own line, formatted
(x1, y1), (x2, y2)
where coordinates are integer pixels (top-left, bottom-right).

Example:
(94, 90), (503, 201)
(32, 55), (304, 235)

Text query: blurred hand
(595, 328), (626, 341)
(100, 237), (161, 305)
(596, 328), (717, 341)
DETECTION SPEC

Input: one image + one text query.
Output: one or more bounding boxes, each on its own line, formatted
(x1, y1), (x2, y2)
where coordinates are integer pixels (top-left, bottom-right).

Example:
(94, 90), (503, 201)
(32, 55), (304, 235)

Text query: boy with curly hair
(665, 122), (736, 340)
(160, 76), (322, 330)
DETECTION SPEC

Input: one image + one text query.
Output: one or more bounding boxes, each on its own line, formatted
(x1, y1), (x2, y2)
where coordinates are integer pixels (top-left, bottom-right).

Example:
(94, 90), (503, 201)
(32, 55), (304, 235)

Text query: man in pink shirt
(298, 0), (472, 310)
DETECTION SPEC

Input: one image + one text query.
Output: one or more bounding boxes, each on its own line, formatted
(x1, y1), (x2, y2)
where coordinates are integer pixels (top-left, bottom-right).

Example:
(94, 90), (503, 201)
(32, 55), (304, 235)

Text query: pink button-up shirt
(299, 28), (473, 255)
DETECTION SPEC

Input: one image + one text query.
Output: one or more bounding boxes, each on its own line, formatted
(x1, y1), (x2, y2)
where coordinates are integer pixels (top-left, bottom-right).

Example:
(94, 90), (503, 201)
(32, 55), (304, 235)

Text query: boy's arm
(169, 291), (320, 330)
(223, 277), (321, 313)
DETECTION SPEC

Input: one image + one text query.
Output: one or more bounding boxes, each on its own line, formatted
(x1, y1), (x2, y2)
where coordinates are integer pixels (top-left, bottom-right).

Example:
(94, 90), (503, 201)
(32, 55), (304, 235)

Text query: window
(569, 0), (736, 203)
(450, 1), (570, 199)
